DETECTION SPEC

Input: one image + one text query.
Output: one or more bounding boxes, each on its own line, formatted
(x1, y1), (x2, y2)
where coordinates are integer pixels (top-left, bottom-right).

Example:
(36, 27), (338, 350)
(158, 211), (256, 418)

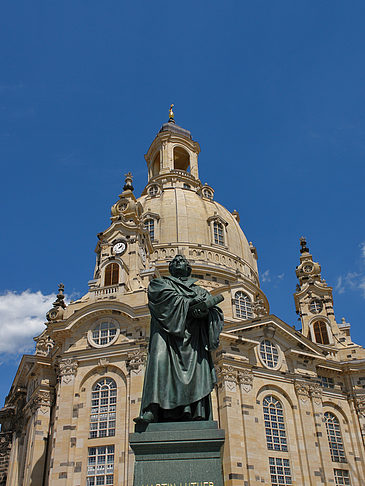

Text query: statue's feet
(133, 410), (156, 424)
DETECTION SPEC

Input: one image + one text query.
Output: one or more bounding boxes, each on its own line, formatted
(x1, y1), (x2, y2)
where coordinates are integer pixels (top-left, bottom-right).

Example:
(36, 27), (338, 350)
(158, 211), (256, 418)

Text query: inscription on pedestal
(130, 422), (225, 486)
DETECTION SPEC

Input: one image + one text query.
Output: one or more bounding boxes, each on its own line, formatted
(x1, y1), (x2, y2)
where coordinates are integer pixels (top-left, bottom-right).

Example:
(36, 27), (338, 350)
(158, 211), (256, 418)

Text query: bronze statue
(135, 254), (224, 423)
(169, 103), (174, 121)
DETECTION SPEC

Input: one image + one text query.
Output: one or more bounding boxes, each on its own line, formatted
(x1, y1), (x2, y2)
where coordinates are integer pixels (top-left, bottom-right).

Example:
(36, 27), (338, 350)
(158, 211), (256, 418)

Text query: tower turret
(294, 237), (354, 350)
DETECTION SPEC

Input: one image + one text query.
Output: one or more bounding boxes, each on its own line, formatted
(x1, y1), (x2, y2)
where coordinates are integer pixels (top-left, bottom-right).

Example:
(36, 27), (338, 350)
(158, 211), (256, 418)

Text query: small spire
(53, 283), (66, 309)
(300, 236), (309, 254)
(169, 104), (175, 123)
(123, 172), (134, 192)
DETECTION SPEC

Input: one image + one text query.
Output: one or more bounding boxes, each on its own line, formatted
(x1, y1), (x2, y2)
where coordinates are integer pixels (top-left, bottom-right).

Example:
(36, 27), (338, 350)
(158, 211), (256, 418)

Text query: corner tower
(294, 237), (364, 357)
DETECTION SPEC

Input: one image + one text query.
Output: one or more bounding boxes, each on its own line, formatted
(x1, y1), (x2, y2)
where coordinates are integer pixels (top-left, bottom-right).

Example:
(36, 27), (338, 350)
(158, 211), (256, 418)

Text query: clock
(113, 241), (127, 255)
(303, 264), (313, 273)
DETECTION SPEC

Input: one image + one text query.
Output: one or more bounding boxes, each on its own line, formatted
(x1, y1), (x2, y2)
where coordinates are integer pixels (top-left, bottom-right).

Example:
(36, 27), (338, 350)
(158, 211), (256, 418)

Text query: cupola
(144, 106), (201, 182)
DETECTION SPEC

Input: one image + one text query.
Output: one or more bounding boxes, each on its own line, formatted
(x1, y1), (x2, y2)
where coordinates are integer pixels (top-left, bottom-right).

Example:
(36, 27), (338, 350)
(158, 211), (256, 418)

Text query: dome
(139, 119), (260, 289)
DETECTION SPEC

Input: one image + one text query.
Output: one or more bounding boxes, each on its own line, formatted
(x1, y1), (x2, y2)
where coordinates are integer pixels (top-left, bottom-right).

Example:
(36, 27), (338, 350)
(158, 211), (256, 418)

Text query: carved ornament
(253, 296), (268, 317)
(295, 381), (310, 403)
(216, 365), (238, 392)
(30, 390), (53, 414)
(59, 358), (78, 384)
(126, 349), (147, 374)
(356, 396), (365, 417)
(35, 336), (55, 356)
(238, 369), (253, 393)
(295, 381), (322, 404)
(309, 383), (322, 405)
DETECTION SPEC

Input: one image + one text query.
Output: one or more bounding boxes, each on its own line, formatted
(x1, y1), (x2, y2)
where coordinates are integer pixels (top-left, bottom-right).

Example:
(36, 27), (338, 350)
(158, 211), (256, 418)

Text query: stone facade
(1, 119), (364, 485)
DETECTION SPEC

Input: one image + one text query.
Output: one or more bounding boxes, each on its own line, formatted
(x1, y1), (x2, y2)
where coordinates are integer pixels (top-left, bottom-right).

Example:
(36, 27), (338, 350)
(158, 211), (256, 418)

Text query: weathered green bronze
(135, 254), (224, 423)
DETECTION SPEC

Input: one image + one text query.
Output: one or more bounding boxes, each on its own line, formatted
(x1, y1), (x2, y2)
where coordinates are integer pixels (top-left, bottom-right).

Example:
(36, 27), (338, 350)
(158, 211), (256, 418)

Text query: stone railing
(92, 285), (119, 296)
(150, 244), (259, 286)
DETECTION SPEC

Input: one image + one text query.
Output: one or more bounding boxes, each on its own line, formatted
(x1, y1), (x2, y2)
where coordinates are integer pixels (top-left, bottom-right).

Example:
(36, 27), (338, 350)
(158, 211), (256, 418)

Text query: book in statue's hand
(189, 294), (224, 316)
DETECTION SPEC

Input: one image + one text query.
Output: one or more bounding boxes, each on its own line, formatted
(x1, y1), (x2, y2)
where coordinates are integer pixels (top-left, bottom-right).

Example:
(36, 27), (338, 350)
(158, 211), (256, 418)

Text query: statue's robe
(139, 276), (224, 417)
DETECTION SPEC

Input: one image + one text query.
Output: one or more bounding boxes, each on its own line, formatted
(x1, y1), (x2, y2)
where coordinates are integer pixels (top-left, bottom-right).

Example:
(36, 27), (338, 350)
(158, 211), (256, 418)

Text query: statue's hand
(191, 306), (209, 319)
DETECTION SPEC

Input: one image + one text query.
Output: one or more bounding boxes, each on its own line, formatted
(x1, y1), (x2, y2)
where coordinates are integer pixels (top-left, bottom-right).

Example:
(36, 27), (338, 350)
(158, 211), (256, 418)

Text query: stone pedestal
(129, 421), (225, 486)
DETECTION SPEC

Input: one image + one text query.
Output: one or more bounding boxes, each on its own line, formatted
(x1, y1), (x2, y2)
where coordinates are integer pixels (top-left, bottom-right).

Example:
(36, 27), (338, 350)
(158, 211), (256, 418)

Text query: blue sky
(0, 1), (365, 405)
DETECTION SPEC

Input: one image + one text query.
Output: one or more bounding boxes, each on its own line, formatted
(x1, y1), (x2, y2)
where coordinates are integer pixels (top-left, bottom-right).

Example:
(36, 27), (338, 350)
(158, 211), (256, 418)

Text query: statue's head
(169, 254), (192, 278)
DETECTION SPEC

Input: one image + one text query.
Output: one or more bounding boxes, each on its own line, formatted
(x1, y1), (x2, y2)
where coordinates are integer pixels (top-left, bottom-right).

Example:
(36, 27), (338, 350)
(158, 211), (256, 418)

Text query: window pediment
(142, 211), (160, 221)
(207, 214), (228, 226)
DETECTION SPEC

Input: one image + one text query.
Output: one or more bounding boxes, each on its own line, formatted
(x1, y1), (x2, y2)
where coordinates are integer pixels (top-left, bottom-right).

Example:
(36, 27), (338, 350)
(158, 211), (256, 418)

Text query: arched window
(144, 219), (155, 240)
(263, 396), (288, 451)
(173, 146), (190, 171)
(152, 152), (160, 177)
(234, 291), (253, 319)
(324, 412), (346, 463)
(213, 221), (224, 245)
(313, 321), (330, 344)
(104, 263), (119, 286)
(90, 378), (117, 438)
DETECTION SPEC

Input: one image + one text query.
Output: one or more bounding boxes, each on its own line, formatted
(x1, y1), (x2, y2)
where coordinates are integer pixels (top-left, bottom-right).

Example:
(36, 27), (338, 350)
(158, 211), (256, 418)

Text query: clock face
(113, 242), (127, 255)
(303, 264), (313, 273)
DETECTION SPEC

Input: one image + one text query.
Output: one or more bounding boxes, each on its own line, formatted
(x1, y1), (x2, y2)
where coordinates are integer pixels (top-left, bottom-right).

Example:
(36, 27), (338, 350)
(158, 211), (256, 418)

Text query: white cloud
(359, 277), (365, 299)
(261, 270), (271, 282)
(0, 290), (55, 355)
(360, 242), (365, 260)
(335, 276), (345, 294)
(334, 243), (365, 299)
(278, 273), (285, 280)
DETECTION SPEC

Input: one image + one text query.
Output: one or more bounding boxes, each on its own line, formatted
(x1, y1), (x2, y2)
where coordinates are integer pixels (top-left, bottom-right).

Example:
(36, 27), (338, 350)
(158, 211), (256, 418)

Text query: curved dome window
(213, 221), (224, 245)
(260, 340), (280, 369)
(309, 299), (323, 314)
(173, 146), (190, 171)
(104, 263), (119, 286)
(234, 291), (253, 319)
(90, 378), (117, 438)
(144, 219), (155, 240)
(313, 321), (330, 345)
(203, 189), (213, 199)
(88, 319), (120, 348)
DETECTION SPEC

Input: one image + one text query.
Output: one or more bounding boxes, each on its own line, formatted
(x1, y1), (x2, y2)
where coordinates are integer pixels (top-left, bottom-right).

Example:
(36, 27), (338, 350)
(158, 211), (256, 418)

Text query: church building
(0, 114), (365, 485)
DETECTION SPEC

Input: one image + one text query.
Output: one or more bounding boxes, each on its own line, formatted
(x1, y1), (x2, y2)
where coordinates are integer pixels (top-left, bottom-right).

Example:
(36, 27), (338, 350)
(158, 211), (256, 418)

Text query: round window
(148, 185), (158, 196)
(309, 299), (323, 314)
(259, 339), (280, 369)
(88, 319), (120, 348)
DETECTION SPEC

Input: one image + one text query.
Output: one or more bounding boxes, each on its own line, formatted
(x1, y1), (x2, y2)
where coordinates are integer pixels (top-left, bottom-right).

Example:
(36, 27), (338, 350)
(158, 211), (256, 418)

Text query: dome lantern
(144, 110), (200, 182)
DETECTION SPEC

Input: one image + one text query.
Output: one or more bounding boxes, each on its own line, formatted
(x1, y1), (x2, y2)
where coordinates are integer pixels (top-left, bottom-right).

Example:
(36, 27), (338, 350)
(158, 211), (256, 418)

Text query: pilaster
(216, 364), (246, 486)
